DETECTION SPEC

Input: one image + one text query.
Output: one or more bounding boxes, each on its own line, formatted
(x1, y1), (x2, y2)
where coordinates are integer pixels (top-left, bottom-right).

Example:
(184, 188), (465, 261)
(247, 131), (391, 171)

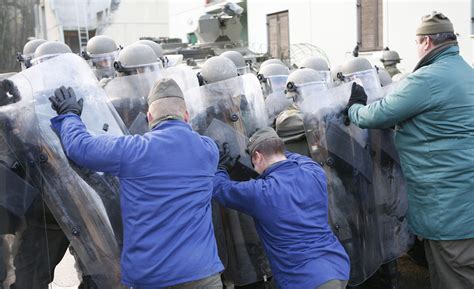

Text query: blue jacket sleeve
(285, 151), (322, 171)
(348, 75), (431, 129)
(50, 113), (128, 175)
(212, 170), (260, 217)
(202, 135), (219, 168)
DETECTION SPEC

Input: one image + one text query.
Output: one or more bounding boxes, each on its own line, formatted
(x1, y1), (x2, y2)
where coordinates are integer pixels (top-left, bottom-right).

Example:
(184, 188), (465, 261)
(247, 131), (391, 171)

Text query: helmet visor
(294, 81), (328, 103)
(116, 62), (164, 77)
(237, 64), (251, 75)
(89, 52), (118, 79)
(30, 54), (63, 66)
(344, 68), (382, 102)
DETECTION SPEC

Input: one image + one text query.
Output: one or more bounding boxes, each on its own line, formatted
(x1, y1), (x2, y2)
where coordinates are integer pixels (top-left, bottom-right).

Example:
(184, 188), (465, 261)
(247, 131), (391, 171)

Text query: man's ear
(184, 110), (190, 123)
(147, 111), (153, 123)
(423, 36), (433, 52)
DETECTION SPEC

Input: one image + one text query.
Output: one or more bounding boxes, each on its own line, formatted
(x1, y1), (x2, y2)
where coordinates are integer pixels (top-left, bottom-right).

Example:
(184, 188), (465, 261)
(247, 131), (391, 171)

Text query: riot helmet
(257, 63), (289, 97)
(221, 51), (250, 75)
(380, 49), (401, 66)
(285, 68), (327, 103)
(260, 58), (285, 70)
(342, 57), (373, 75)
(114, 44), (163, 76)
(300, 56), (329, 71)
(82, 35), (119, 80)
(199, 56), (238, 85)
(30, 41), (73, 66)
(17, 39), (47, 70)
(134, 40), (169, 68)
(342, 57), (382, 100)
(299, 56), (332, 85)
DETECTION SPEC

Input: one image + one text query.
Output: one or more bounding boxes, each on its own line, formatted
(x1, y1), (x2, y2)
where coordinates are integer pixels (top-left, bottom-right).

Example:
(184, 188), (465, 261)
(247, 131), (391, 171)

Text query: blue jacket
(349, 45), (474, 240)
(212, 152), (350, 289)
(51, 114), (224, 288)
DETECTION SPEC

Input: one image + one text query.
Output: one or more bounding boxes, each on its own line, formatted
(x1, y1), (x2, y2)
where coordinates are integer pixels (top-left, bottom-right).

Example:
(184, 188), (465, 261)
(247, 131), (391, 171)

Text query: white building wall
(101, 0), (169, 46)
(52, 0), (111, 30)
(382, 0), (472, 71)
(246, 0), (357, 68)
(168, 0), (206, 42)
(36, 0), (64, 41)
(168, 0), (472, 70)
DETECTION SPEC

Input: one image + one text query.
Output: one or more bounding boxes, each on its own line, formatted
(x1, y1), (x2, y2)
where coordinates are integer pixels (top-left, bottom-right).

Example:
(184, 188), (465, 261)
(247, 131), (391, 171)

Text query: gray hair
(423, 32), (457, 46)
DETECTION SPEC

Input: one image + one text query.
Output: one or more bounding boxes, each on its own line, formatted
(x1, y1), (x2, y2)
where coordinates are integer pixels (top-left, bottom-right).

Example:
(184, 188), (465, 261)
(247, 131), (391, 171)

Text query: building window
(357, 0), (383, 52)
(97, 11), (104, 23)
(266, 10), (290, 60)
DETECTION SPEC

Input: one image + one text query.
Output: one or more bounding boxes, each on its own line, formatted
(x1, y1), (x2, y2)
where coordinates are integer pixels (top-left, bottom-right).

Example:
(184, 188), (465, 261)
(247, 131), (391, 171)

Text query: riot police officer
(82, 35), (119, 81)
(221, 51), (251, 75)
(16, 39), (47, 71)
(191, 56), (273, 289)
(275, 68), (327, 156)
(380, 48), (402, 77)
(134, 39), (168, 68)
(10, 41), (74, 289)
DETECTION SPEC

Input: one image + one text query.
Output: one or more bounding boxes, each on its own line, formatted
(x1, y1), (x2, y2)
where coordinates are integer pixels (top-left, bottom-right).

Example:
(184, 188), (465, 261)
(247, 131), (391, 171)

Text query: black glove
(49, 86), (83, 116)
(343, 82), (368, 126)
(0, 79), (21, 106)
(217, 141), (239, 173)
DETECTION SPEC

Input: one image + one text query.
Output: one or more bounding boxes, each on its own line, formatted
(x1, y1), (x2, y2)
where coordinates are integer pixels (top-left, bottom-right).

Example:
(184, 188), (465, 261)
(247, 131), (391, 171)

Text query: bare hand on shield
(49, 86), (84, 116)
(0, 79), (21, 106)
(216, 141), (239, 173)
(343, 83), (368, 126)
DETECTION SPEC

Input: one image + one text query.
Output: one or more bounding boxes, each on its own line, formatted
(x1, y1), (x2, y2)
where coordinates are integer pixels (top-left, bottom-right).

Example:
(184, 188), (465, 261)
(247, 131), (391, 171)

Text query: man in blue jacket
(213, 128), (350, 289)
(346, 12), (474, 289)
(49, 78), (224, 288)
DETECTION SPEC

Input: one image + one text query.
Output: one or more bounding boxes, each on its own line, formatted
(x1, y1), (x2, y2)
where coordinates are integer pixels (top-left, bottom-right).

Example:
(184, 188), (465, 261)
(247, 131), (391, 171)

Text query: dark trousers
(424, 238), (474, 289)
(316, 280), (348, 289)
(11, 202), (70, 289)
(130, 274), (223, 289)
(0, 237), (7, 288)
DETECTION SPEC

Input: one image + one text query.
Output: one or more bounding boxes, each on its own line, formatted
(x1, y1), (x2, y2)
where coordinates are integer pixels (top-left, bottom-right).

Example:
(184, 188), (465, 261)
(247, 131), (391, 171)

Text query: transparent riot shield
(104, 65), (198, 135)
(344, 68), (383, 102)
(368, 82), (414, 263)
(163, 65), (200, 93)
(263, 75), (291, 126)
(316, 70), (332, 87)
(104, 71), (160, 135)
(298, 82), (383, 285)
(2, 54), (126, 288)
(0, 107), (38, 288)
(0, 73), (16, 81)
(186, 74), (271, 286)
(298, 81), (412, 285)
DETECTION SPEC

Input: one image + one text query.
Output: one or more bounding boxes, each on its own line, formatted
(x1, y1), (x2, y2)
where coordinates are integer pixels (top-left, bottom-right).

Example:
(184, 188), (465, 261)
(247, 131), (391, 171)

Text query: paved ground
(3, 244), (430, 289)
(51, 250), (80, 289)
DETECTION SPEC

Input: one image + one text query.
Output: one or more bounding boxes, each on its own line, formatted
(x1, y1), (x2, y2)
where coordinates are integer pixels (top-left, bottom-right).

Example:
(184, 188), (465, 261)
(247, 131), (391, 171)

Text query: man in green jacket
(346, 11), (474, 289)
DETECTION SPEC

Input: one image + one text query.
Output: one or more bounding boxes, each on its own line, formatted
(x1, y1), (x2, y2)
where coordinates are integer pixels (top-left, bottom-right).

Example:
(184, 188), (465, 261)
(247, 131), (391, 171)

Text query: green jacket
(349, 45), (474, 240)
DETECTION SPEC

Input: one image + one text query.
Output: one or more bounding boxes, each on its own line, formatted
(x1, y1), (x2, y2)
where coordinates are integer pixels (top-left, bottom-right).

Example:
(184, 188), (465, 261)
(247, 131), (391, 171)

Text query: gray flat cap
(147, 78), (184, 106)
(247, 127), (281, 154)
